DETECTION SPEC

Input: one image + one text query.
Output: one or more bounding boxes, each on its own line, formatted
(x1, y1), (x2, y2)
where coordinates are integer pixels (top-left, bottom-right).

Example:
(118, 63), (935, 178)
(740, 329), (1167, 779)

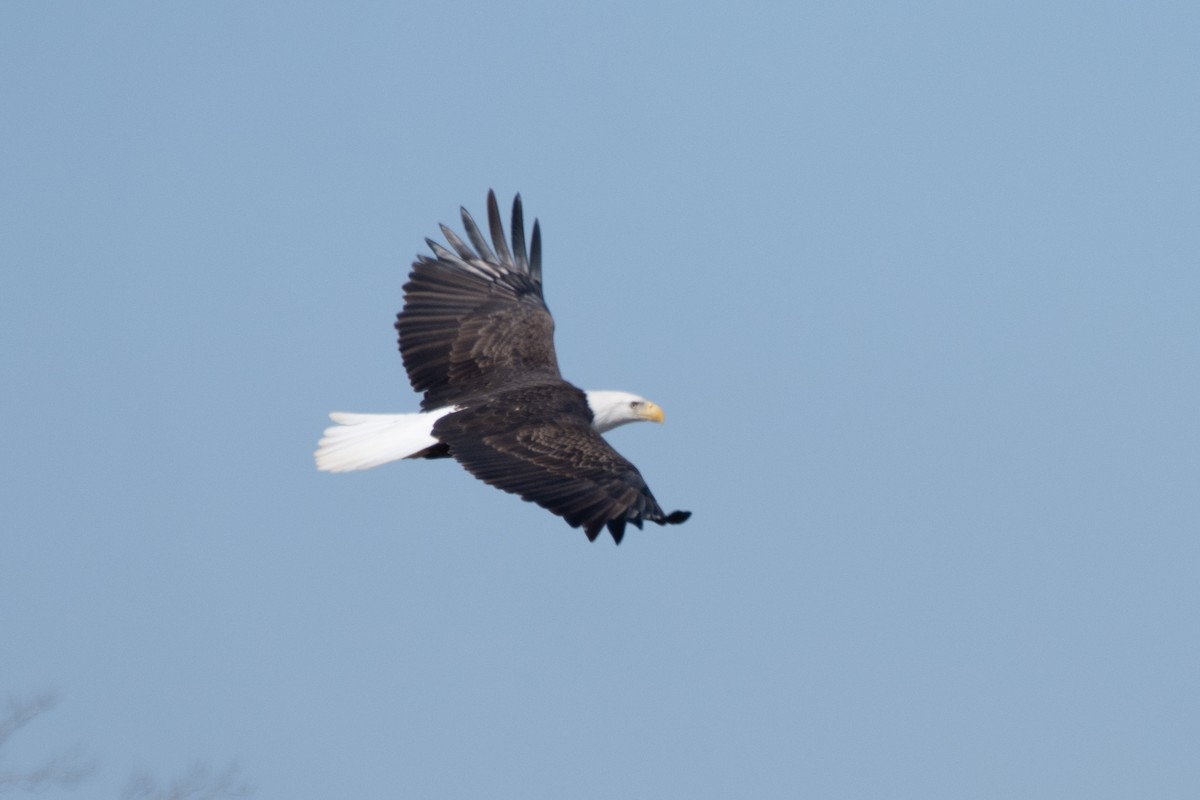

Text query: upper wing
(433, 385), (691, 543)
(396, 191), (559, 410)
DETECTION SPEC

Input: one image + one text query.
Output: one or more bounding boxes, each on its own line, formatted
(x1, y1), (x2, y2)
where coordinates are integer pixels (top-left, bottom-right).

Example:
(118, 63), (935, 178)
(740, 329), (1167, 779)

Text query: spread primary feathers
(316, 191), (690, 543)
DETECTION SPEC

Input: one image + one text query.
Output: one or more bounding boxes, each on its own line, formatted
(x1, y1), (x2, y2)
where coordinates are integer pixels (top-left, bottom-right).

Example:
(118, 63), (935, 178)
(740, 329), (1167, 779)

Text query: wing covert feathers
(382, 191), (690, 543)
(397, 191), (557, 410)
(433, 385), (691, 543)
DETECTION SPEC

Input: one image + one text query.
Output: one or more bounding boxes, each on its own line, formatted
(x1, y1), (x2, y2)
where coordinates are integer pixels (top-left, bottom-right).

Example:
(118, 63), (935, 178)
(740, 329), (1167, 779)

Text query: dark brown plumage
(393, 191), (690, 543)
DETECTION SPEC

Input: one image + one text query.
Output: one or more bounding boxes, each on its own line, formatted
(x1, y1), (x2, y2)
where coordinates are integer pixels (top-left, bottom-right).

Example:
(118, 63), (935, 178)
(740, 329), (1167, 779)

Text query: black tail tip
(663, 510), (691, 525)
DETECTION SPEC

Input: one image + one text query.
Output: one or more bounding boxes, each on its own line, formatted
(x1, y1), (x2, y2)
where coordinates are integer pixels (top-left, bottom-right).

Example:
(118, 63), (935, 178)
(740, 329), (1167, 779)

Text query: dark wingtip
(529, 219), (542, 283)
(607, 517), (627, 544)
(663, 510), (691, 525)
(486, 189), (512, 266)
(459, 201), (495, 263)
(511, 194), (528, 272)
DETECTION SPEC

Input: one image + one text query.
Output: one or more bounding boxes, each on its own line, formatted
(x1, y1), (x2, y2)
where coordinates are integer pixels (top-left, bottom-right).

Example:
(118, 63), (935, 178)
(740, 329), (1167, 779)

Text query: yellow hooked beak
(638, 401), (665, 424)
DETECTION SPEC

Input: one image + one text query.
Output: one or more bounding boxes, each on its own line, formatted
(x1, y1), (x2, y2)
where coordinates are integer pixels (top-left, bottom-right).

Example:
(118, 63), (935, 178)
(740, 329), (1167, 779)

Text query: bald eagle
(315, 191), (690, 543)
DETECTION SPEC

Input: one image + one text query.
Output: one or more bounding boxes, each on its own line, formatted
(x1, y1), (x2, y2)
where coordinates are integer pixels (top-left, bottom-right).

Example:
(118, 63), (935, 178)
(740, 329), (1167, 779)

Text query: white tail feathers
(314, 408), (454, 473)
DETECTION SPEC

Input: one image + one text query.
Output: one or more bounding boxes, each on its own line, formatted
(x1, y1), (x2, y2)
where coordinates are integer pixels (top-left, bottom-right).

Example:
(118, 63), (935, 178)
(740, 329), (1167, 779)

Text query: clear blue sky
(3, 2), (1197, 797)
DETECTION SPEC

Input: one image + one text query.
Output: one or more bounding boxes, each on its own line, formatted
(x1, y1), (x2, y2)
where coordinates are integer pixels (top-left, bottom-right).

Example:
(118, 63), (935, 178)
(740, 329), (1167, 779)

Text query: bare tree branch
(1, 692), (252, 798)
(122, 761), (253, 800)
(0, 693), (96, 794)
(0, 693), (56, 748)
(0, 745), (96, 793)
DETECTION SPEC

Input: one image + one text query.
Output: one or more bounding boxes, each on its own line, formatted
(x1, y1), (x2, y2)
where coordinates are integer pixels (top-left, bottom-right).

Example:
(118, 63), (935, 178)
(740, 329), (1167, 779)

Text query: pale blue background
(3, 3), (1197, 798)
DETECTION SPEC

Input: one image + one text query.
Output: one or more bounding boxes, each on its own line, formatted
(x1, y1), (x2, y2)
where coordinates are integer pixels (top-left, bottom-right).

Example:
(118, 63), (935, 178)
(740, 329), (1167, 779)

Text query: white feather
(314, 408), (454, 472)
(315, 391), (660, 474)
(585, 390), (655, 433)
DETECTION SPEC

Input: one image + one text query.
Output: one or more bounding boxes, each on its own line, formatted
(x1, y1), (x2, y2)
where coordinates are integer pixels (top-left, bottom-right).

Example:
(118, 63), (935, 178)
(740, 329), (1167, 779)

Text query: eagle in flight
(315, 191), (690, 543)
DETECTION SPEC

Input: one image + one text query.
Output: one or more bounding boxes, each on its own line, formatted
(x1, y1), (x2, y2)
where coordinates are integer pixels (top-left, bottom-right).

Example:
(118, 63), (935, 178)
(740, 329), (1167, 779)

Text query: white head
(584, 390), (666, 434)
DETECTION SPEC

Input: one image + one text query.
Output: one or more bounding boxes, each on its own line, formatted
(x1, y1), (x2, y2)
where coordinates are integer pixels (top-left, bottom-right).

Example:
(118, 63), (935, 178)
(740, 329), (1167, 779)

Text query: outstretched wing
(397, 191), (557, 410)
(433, 385), (691, 544)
